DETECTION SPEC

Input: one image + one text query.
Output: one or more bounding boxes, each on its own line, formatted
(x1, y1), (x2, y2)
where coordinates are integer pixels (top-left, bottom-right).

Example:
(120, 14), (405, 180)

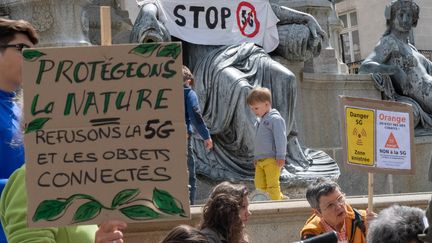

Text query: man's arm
(0, 167), (59, 243)
(186, 91), (213, 149)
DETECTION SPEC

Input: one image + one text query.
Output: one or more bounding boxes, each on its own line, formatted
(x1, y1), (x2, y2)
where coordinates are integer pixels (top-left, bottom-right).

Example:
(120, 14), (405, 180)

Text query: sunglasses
(0, 43), (31, 52)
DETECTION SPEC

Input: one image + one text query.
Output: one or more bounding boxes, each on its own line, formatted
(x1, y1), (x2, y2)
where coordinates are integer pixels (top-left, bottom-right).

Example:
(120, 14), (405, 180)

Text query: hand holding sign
(95, 220), (127, 243)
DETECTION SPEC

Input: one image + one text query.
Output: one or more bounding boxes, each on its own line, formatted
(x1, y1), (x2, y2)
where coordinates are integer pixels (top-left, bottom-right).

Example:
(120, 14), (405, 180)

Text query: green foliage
(23, 50), (45, 62)
(129, 43), (160, 57)
(32, 188), (186, 224)
(32, 199), (70, 222)
(73, 201), (103, 223)
(120, 205), (159, 220)
(153, 188), (185, 216)
(129, 43), (181, 60)
(111, 189), (140, 208)
(25, 117), (50, 133)
(157, 43), (181, 59)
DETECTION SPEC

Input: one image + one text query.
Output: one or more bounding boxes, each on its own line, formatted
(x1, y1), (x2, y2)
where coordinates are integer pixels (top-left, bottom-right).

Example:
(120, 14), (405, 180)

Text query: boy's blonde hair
(246, 87), (272, 105)
(182, 65), (194, 86)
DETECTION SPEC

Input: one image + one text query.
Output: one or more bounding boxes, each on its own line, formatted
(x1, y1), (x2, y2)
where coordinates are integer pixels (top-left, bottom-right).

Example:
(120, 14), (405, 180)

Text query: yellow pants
(254, 158), (283, 200)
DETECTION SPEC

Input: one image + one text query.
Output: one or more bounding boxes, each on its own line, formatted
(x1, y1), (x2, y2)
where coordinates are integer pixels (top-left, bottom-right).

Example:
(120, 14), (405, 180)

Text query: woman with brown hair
(160, 225), (210, 243)
(199, 182), (251, 243)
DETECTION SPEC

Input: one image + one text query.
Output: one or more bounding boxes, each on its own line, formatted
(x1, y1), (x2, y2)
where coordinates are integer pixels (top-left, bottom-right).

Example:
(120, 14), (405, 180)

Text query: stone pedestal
(297, 73), (381, 150)
(297, 72), (432, 196)
(2, 0), (91, 47)
(304, 47), (340, 73)
(195, 174), (311, 205)
(0, 0), (133, 47)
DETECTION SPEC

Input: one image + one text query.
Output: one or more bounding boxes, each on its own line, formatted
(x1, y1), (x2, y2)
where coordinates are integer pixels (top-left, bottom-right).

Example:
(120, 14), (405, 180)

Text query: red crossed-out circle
(236, 1), (260, 38)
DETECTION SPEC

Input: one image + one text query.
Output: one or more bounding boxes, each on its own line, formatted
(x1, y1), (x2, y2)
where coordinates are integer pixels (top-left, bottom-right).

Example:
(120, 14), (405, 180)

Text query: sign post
(341, 96), (415, 212)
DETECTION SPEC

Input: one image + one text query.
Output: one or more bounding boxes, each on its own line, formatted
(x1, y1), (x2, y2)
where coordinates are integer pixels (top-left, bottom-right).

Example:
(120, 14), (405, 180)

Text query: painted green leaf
(23, 49), (45, 62)
(32, 199), (69, 222)
(111, 189), (140, 208)
(157, 43), (181, 59)
(152, 188), (185, 215)
(129, 43), (160, 57)
(120, 205), (159, 220)
(25, 117), (50, 133)
(72, 200), (102, 223)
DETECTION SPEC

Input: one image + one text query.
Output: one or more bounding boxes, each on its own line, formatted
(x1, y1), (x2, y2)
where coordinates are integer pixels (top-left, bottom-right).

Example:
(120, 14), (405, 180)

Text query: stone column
(328, 0), (349, 74)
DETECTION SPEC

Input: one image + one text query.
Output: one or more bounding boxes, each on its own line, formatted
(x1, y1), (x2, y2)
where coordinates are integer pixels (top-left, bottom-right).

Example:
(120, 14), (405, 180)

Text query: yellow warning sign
(346, 107), (374, 166)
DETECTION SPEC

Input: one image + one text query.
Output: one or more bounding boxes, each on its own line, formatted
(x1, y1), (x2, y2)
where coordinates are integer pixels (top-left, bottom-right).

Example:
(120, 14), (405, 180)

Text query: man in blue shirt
(183, 66), (213, 205)
(0, 18), (38, 194)
(0, 18), (38, 242)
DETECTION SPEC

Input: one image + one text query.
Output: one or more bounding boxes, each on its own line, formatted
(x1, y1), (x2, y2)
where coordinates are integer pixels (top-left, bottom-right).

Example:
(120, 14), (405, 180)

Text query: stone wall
(297, 73), (432, 196)
(123, 193), (432, 243)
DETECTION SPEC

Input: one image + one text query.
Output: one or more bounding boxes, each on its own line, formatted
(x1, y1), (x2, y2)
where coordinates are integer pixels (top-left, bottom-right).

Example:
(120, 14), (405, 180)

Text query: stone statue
(359, 0), (432, 134)
(0, 0), (339, 183)
(131, 0), (340, 182)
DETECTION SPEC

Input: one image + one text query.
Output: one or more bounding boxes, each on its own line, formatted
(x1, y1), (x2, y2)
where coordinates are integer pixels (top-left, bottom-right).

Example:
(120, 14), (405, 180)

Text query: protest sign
(23, 42), (189, 227)
(340, 96), (415, 174)
(150, 0), (279, 52)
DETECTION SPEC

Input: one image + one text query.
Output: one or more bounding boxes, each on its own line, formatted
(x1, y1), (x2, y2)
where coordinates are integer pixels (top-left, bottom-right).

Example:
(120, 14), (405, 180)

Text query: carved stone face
(392, 6), (415, 33)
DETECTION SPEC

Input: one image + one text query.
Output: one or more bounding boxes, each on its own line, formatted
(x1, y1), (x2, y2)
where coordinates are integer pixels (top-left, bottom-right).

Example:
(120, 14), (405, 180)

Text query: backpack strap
(349, 208), (366, 243)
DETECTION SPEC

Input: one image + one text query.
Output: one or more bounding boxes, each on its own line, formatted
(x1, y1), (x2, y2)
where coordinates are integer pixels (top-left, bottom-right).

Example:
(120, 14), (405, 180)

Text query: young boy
(247, 87), (286, 200)
(183, 65), (213, 205)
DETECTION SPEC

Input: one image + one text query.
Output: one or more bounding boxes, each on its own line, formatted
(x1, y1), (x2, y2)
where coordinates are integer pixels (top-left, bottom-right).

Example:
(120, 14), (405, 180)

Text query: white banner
(139, 0), (280, 52)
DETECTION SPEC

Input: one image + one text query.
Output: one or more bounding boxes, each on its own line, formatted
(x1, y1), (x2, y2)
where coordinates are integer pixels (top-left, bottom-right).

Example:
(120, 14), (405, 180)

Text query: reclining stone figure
(359, 0), (432, 135)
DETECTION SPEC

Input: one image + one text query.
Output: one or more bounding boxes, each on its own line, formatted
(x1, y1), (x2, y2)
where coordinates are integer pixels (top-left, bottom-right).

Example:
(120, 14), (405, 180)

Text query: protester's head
(385, 0), (419, 34)
(0, 18), (38, 46)
(160, 225), (210, 243)
(200, 181), (250, 243)
(0, 18), (38, 92)
(367, 204), (426, 243)
(247, 87), (272, 118)
(182, 65), (194, 87)
(306, 178), (347, 230)
(418, 196), (432, 243)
